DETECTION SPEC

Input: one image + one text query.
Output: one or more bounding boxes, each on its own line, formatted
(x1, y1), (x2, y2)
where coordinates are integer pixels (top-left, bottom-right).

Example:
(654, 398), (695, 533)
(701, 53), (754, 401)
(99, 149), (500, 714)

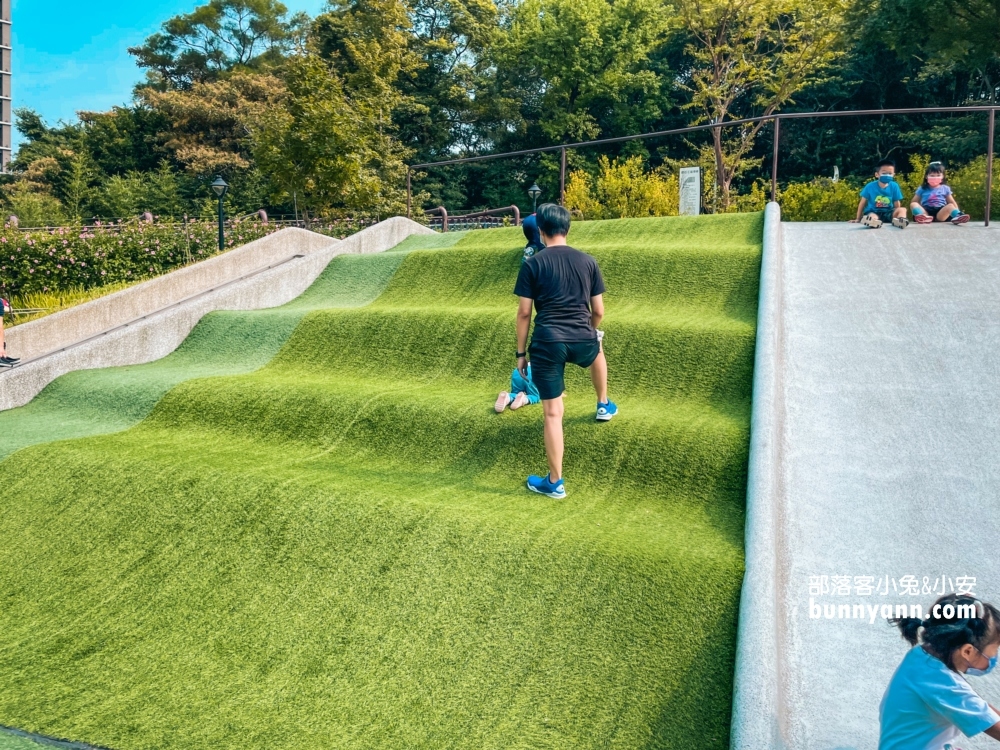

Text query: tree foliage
(129, 0), (303, 89)
(8, 0), (1000, 224)
(677, 0), (849, 207)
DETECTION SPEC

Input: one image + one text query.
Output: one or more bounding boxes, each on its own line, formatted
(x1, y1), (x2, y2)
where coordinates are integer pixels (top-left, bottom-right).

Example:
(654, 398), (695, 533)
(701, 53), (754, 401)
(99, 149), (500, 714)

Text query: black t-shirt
(513, 245), (606, 342)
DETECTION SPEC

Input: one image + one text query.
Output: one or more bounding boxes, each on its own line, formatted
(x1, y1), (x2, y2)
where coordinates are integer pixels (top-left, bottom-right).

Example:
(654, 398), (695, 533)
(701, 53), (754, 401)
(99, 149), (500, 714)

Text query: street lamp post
(211, 176), (229, 252)
(528, 183), (542, 213)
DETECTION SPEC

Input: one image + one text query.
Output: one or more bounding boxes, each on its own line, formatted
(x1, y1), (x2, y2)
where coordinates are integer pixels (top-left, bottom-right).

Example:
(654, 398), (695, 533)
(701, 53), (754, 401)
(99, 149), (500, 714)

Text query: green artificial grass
(0, 733), (48, 750)
(0, 245), (425, 460)
(0, 214), (761, 749)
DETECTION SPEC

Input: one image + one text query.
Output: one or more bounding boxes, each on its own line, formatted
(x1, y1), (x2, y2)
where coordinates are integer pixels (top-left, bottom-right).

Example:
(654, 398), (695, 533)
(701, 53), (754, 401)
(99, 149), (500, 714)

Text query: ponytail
(892, 616), (923, 646)
(890, 594), (1000, 670)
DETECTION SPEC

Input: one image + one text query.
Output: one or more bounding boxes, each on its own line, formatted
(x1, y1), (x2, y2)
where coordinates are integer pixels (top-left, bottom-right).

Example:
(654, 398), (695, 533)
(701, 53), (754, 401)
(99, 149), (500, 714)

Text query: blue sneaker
(526, 473), (566, 499)
(596, 400), (618, 422)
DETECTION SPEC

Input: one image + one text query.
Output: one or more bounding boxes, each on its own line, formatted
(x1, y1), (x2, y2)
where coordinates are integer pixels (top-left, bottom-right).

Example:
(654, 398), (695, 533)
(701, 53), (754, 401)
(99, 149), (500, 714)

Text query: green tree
(251, 54), (409, 218)
(491, 0), (670, 144)
(677, 0), (848, 207)
(129, 0), (304, 89)
(139, 71), (286, 175)
(100, 173), (149, 218)
(396, 0), (498, 162)
(311, 0), (420, 101)
(63, 148), (99, 221)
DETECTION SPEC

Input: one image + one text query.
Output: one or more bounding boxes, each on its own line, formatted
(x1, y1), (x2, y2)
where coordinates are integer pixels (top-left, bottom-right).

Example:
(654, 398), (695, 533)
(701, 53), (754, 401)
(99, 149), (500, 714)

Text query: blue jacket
(522, 213), (542, 249)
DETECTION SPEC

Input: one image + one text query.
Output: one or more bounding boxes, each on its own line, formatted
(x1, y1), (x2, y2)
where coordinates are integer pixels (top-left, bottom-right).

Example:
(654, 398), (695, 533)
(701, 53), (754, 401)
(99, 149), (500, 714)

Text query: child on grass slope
(881, 593), (1000, 749)
(852, 158), (908, 229)
(910, 161), (970, 225)
(494, 363), (541, 412)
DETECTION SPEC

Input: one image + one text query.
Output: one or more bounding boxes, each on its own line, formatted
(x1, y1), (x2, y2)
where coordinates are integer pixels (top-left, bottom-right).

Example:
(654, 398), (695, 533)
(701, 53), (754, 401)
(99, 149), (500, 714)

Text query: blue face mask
(878, 173), (894, 184)
(967, 651), (997, 676)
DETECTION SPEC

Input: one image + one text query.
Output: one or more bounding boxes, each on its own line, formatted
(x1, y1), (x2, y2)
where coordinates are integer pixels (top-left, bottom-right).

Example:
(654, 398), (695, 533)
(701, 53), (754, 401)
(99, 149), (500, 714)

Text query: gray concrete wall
(6, 227), (338, 361)
(0, 217), (433, 411)
(733, 212), (1000, 749)
(731, 201), (787, 750)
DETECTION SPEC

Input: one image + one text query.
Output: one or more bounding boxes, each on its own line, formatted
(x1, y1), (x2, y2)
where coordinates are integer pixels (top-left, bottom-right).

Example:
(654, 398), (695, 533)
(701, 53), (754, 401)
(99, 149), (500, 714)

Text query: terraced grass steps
(0, 243), (446, 461)
(0, 213), (762, 750)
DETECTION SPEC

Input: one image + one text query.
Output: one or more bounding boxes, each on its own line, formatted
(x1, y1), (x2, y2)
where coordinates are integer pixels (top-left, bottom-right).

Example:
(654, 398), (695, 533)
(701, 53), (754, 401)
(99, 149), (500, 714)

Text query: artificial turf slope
(0, 214), (762, 750)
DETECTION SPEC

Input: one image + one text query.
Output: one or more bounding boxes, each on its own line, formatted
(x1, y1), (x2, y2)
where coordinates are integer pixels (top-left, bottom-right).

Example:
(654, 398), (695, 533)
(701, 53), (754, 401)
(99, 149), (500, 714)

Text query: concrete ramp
(0, 218), (432, 411)
(734, 207), (1000, 749)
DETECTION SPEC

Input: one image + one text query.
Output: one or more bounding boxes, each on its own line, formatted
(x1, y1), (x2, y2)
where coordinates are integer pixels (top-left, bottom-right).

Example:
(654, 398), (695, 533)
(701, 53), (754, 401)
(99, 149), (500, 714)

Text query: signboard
(679, 167), (701, 216)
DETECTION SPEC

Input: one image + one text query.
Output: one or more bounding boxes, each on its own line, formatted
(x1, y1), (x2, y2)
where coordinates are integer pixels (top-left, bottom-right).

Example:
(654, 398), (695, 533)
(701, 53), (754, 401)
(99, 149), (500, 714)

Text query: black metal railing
(406, 106), (998, 227)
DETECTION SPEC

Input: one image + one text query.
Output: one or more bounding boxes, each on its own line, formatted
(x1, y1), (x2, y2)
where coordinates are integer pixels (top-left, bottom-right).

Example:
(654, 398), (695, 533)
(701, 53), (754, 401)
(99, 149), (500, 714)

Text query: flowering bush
(0, 217), (374, 297)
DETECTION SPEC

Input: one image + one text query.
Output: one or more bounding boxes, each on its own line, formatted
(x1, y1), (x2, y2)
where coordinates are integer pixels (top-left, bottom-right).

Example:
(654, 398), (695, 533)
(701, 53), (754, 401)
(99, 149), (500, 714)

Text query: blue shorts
(528, 338), (601, 401)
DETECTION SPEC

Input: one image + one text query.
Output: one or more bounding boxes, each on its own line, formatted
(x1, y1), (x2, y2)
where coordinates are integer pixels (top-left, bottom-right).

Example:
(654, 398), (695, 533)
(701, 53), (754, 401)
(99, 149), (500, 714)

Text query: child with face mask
(852, 158), (909, 229)
(880, 594), (1000, 749)
(910, 162), (970, 225)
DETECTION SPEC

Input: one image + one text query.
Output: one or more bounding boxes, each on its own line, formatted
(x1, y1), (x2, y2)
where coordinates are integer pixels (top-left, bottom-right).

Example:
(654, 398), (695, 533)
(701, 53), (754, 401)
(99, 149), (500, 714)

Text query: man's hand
(517, 356), (528, 378)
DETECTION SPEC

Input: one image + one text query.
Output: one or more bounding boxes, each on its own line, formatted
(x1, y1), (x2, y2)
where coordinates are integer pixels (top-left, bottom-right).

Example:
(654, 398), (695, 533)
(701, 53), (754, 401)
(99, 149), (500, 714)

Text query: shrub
(778, 177), (861, 221)
(565, 156), (678, 219)
(0, 219), (279, 297)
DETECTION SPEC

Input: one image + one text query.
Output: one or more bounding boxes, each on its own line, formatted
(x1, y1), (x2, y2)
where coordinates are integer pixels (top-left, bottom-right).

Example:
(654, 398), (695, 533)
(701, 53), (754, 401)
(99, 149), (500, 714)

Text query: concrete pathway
(734, 216), (1000, 749)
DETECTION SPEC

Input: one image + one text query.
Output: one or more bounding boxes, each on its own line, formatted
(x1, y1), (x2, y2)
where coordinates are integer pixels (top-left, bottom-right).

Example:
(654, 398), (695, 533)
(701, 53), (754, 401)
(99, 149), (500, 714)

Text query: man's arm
(590, 294), (604, 329)
(516, 296), (532, 376)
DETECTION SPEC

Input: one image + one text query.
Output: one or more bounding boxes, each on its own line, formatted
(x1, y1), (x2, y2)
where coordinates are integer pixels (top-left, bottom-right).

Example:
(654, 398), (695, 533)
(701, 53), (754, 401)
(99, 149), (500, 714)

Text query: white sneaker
(892, 216), (908, 229)
(861, 213), (883, 229)
(494, 391), (510, 413)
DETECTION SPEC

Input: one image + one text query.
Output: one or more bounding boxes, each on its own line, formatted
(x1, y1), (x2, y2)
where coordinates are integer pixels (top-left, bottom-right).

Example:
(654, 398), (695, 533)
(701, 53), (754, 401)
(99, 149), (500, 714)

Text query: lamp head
(211, 176), (229, 198)
(527, 183), (542, 201)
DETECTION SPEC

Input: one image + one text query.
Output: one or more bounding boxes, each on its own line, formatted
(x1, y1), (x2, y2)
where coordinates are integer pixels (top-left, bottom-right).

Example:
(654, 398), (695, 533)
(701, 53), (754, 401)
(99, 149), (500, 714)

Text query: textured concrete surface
(7, 227), (338, 361)
(0, 217), (433, 411)
(734, 212), (1000, 749)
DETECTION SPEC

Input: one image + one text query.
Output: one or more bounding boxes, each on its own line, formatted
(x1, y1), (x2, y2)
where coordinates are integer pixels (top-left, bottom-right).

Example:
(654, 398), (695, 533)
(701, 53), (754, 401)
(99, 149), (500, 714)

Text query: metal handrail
(425, 206), (448, 231)
(448, 205), (521, 226)
(406, 105), (999, 227)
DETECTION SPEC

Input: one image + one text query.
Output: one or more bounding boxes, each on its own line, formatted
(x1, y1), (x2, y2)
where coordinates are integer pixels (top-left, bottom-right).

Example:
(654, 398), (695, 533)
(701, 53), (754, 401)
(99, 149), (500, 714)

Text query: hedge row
(0, 218), (374, 297)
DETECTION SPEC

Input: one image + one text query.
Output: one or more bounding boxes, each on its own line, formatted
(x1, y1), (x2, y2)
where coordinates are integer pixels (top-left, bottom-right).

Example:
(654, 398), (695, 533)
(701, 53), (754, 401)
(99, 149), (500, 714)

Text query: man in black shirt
(513, 203), (617, 499)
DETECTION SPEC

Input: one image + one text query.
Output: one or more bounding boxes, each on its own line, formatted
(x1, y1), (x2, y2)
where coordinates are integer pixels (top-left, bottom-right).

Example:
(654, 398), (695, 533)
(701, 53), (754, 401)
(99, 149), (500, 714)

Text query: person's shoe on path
(861, 213), (883, 228)
(596, 400), (618, 422)
(526, 473), (566, 499)
(913, 212), (933, 224)
(950, 211), (970, 225)
(892, 216), (908, 229)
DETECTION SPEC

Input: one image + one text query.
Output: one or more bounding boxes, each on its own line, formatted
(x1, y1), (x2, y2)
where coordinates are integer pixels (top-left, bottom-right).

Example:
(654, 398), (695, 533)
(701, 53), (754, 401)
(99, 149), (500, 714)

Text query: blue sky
(11, 0), (329, 154)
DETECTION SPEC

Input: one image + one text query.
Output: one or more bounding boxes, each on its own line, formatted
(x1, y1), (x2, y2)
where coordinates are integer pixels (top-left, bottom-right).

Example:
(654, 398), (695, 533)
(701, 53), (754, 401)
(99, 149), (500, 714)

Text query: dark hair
(876, 158), (896, 171)
(922, 161), (946, 190)
(536, 203), (571, 237)
(891, 594), (1000, 671)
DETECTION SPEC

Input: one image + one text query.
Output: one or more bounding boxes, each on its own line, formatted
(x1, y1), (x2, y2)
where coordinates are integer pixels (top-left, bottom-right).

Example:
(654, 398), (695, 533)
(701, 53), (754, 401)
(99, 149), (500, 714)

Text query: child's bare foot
(495, 391), (511, 413)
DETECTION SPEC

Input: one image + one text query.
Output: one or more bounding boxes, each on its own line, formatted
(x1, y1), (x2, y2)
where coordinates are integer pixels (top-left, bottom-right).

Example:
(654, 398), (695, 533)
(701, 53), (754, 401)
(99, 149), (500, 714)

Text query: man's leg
(590, 349), (608, 403)
(542, 396), (565, 481)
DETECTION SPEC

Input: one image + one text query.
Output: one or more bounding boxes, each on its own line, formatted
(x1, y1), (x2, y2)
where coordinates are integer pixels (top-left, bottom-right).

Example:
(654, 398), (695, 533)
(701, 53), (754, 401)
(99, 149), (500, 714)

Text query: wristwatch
(516, 351), (526, 358)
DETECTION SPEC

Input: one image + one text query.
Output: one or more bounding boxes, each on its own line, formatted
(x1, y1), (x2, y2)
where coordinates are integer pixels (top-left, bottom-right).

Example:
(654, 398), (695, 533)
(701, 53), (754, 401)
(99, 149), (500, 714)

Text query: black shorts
(873, 208), (894, 222)
(528, 338), (601, 401)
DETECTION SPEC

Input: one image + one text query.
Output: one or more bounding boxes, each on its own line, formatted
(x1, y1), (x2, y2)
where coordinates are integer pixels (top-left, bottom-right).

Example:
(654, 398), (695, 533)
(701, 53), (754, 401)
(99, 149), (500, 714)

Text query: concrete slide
(0, 218), (432, 411)
(734, 205), (1000, 749)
